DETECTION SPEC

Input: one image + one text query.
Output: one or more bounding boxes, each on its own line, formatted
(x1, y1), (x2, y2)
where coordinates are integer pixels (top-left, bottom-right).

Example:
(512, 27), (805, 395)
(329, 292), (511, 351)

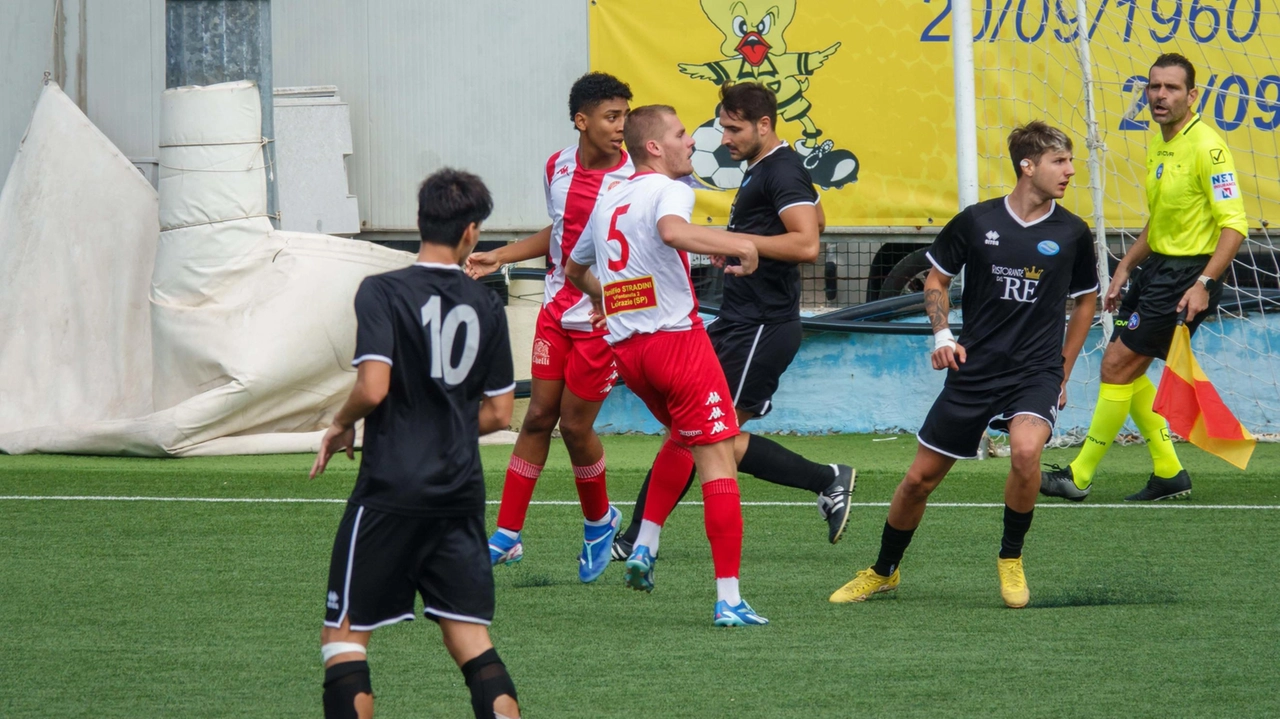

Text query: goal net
(966, 0), (1280, 443)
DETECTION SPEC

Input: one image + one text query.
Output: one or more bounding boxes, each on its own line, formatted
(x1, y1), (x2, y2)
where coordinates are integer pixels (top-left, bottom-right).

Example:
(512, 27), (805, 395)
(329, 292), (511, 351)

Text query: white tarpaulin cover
(0, 81), (415, 456)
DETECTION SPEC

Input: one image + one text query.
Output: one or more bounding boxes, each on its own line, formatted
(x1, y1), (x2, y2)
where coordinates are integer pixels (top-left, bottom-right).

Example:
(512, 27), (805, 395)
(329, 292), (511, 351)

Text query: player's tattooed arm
(923, 268), (953, 333)
(924, 268), (965, 371)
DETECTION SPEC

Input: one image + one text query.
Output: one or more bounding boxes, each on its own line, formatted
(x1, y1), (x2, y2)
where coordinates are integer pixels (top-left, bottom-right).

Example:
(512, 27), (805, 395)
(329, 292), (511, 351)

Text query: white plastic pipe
(952, 0), (980, 211)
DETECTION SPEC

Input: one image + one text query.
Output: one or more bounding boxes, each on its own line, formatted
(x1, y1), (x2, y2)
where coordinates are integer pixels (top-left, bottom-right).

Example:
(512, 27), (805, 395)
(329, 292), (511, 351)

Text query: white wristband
(933, 328), (957, 351)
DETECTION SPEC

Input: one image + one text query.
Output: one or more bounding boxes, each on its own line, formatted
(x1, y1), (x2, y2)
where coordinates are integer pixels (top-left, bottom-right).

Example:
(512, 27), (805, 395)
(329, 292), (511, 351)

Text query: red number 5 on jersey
(606, 204), (631, 272)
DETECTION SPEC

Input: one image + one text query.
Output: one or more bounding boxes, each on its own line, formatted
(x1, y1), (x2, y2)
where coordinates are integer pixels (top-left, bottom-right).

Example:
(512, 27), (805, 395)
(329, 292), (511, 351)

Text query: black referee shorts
(916, 374), (1062, 459)
(708, 317), (803, 418)
(323, 504), (494, 631)
(1111, 253), (1222, 360)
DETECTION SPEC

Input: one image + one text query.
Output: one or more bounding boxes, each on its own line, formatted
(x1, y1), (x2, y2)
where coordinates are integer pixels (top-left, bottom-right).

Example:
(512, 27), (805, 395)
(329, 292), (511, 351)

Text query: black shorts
(324, 504), (494, 631)
(916, 375), (1062, 459)
(1111, 253), (1222, 360)
(708, 317), (803, 418)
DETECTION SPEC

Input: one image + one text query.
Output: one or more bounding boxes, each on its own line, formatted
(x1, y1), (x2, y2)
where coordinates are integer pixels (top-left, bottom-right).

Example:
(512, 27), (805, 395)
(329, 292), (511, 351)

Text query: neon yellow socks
(1069, 382), (1134, 488)
(1129, 374), (1184, 479)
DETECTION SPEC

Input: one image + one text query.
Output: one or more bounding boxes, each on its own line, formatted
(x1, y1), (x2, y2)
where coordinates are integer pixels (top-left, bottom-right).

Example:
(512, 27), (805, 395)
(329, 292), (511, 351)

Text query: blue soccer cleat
(578, 505), (622, 583)
(488, 530), (523, 567)
(713, 599), (769, 627)
(623, 545), (655, 593)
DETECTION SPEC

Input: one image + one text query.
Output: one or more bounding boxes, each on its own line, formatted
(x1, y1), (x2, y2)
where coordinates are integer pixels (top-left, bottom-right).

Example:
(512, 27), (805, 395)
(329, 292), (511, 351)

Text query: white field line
(0, 496), (1277, 510)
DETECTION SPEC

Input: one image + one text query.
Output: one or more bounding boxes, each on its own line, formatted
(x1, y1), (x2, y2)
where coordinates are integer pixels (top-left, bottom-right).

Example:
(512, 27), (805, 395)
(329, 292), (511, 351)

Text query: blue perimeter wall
(593, 313), (1280, 437)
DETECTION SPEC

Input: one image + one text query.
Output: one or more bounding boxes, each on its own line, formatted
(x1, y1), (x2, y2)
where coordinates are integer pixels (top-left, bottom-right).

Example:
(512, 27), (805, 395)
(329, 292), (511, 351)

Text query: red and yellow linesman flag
(1153, 324), (1256, 470)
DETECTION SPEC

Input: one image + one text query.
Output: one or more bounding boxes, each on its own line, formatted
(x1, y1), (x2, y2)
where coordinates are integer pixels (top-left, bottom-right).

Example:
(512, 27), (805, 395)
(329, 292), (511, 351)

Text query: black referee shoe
(1040, 464), (1090, 502)
(819, 465), (856, 544)
(1125, 470), (1192, 501)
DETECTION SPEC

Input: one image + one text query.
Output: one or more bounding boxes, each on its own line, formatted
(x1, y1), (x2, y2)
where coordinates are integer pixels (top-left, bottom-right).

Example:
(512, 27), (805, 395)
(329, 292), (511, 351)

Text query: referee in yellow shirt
(1042, 53), (1248, 502)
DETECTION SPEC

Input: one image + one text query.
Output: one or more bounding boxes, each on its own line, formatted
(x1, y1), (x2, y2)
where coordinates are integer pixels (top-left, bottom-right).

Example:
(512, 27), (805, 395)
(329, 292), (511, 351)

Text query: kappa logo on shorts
(705, 391), (722, 405)
(532, 338), (551, 366)
(708, 406), (724, 421)
(710, 421), (729, 435)
(1127, 311), (1140, 330)
(327, 591), (340, 611)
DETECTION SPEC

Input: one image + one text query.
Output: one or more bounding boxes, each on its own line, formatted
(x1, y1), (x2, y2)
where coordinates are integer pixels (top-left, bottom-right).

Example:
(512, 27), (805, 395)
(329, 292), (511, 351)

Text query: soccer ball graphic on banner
(690, 114), (746, 190)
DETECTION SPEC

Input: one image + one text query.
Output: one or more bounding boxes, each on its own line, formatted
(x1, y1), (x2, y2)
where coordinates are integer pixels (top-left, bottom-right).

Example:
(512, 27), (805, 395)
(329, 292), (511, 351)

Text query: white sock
(716, 577), (741, 606)
(636, 519), (662, 556)
(497, 528), (520, 541)
(584, 507), (614, 527)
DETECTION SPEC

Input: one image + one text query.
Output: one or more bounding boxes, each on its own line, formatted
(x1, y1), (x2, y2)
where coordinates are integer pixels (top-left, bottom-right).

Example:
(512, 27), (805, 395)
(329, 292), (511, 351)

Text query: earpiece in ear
(1020, 159), (1031, 168)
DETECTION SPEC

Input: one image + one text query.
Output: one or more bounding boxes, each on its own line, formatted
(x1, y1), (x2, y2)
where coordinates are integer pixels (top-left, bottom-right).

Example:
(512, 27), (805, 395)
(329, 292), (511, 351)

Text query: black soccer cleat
(819, 464), (856, 544)
(1125, 470), (1192, 501)
(610, 535), (633, 562)
(1040, 463), (1090, 502)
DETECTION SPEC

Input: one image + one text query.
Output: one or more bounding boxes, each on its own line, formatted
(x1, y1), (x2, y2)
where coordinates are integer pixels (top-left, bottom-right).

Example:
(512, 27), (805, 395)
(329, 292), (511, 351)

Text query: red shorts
(530, 307), (617, 402)
(611, 329), (740, 447)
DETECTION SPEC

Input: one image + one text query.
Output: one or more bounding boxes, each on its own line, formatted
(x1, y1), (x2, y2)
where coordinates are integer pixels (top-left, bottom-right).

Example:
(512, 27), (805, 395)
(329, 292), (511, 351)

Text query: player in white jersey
(565, 105), (769, 626)
(465, 73), (632, 583)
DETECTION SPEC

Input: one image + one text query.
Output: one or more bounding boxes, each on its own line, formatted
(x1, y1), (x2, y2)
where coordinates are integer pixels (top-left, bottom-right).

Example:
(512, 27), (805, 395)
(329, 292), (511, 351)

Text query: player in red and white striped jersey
(565, 105), (770, 626)
(465, 73), (632, 583)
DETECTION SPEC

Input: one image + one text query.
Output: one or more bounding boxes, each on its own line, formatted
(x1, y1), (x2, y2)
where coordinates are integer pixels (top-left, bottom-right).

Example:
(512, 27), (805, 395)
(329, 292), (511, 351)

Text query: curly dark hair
(417, 168), (493, 247)
(568, 72), (632, 120)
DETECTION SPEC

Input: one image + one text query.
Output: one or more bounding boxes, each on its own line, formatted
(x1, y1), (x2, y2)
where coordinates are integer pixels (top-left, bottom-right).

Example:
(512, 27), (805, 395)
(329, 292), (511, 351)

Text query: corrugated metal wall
(1, 0), (165, 184)
(1, 0), (588, 232)
(271, 0), (588, 231)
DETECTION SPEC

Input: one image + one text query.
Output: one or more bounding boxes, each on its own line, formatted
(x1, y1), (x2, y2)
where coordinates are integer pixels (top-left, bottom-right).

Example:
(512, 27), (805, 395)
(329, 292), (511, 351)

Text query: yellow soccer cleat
(998, 557), (1030, 608)
(829, 567), (899, 603)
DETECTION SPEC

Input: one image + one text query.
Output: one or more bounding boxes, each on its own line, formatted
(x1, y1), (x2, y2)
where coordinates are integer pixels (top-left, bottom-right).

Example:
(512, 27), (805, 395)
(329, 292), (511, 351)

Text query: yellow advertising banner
(589, 0), (1280, 229)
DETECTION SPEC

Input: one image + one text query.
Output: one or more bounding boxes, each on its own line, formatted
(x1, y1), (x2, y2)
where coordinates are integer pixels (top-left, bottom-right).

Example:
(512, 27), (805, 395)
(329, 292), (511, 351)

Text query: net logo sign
(1212, 172), (1239, 202)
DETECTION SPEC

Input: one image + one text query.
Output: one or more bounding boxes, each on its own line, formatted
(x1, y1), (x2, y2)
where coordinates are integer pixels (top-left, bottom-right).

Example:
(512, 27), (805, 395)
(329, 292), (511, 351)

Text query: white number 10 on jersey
(420, 296), (479, 386)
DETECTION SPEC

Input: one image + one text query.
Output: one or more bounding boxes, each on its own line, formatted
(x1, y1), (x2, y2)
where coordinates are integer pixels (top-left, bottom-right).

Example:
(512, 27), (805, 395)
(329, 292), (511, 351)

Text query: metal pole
(166, 0), (278, 229)
(952, 0), (980, 211)
(1077, 0), (1112, 338)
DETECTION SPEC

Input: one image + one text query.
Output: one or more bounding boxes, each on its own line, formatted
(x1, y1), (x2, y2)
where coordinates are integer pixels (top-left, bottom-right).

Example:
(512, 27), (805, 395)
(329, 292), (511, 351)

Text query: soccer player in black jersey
(829, 122), (1099, 608)
(310, 170), (520, 719)
(613, 82), (855, 561)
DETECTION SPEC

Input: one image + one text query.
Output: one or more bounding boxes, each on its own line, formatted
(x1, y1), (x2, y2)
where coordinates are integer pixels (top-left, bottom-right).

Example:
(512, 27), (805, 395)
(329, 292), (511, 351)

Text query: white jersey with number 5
(569, 172), (703, 345)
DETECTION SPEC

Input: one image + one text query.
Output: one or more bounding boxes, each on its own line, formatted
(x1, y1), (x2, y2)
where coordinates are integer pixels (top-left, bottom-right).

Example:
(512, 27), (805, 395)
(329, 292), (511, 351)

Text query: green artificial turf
(1, 436), (1277, 717)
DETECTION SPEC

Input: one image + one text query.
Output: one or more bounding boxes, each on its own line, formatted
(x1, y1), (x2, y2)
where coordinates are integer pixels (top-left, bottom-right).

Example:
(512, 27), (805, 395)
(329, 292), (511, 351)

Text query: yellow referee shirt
(1145, 113), (1249, 256)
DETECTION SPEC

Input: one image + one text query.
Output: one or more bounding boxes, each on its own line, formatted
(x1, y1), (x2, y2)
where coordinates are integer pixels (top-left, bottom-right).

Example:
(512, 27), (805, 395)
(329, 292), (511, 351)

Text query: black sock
(1000, 505), (1034, 559)
(323, 660), (371, 719)
(872, 522), (915, 576)
(620, 465), (697, 545)
(461, 648), (518, 719)
(738, 435), (834, 493)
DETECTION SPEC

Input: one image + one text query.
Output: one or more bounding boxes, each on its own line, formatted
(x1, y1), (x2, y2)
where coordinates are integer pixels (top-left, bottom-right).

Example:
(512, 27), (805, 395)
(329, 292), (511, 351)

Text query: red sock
(496, 455), (542, 532)
(701, 477), (742, 580)
(642, 439), (695, 526)
(573, 454), (610, 522)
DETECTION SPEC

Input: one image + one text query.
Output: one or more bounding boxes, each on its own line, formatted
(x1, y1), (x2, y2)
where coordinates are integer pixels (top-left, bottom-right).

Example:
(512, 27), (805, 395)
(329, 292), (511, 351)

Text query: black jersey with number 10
(347, 262), (515, 517)
(722, 143), (819, 324)
(927, 197), (1099, 389)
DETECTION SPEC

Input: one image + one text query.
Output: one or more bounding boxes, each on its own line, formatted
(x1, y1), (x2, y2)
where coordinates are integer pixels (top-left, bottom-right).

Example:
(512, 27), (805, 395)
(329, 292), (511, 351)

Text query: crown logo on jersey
(1024, 266), (1043, 280)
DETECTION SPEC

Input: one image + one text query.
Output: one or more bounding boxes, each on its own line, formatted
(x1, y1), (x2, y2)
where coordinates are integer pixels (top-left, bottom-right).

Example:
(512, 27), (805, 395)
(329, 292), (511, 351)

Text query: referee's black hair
(1151, 53), (1196, 89)
(720, 82), (777, 127)
(417, 168), (493, 247)
(568, 72), (632, 121)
